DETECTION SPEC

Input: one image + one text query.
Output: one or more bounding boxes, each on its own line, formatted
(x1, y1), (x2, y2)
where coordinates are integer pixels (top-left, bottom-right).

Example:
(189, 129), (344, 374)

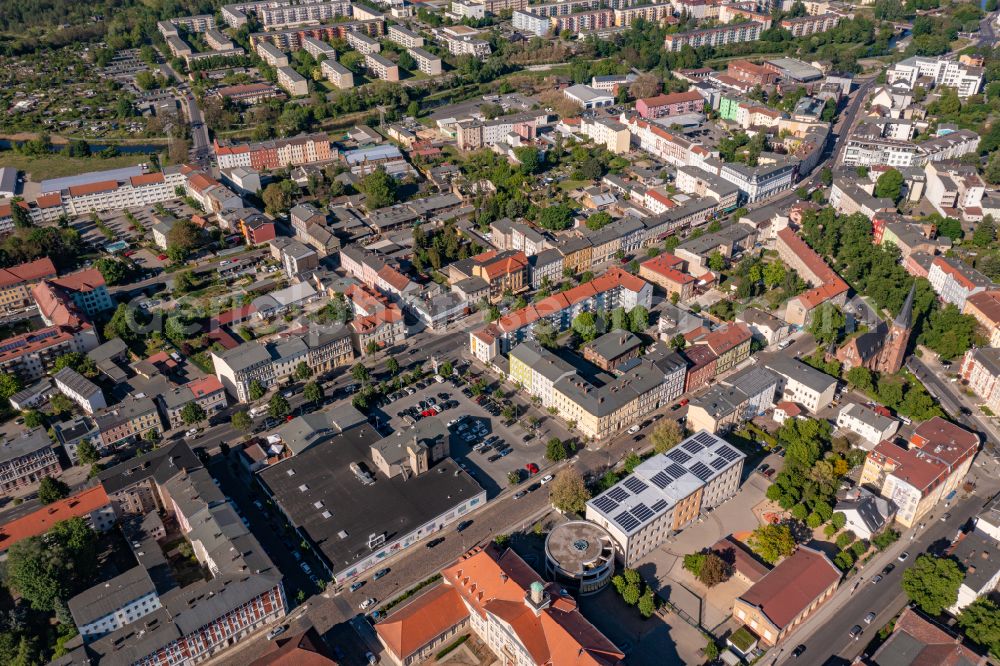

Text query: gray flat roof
(68, 565), (156, 627)
(0, 427), (53, 465)
(40, 166), (145, 194)
(0, 166), (16, 195)
(764, 356), (837, 394)
(259, 424), (483, 575)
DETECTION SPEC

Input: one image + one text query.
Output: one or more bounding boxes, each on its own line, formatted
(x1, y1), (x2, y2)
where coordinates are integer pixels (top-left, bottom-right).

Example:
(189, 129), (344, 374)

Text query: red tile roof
(869, 440), (947, 492)
(872, 607), (987, 665)
(0, 486), (110, 552)
(909, 417), (978, 468)
(777, 228), (848, 309)
(129, 172), (165, 187)
(377, 265), (412, 291)
(966, 290), (1000, 325)
(68, 180), (117, 197)
(31, 282), (83, 328)
(34, 193), (63, 209)
(0, 257), (57, 288)
(481, 251), (528, 281)
(703, 323), (751, 355)
(214, 304), (257, 326)
(249, 628), (338, 666)
(738, 546), (840, 631)
(51, 268), (105, 293)
(638, 90), (703, 107)
(375, 583), (470, 661)
(186, 376), (224, 399)
(711, 536), (769, 583)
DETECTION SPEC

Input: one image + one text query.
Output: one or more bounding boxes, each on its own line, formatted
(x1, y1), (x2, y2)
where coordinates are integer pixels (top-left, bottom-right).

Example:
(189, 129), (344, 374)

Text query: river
(0, 139), (164, 155)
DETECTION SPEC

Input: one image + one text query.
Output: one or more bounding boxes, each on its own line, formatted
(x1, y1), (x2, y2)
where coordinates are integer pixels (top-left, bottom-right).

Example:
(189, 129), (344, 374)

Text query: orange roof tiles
(35, 193), (62, 209)
(31, 282), (83, 328)
(638, 90), (703, 107)
(0, 257), (57, 288)
(68, 180), (118, 197)
(966, 290), (1000, 325)
(703, 323), (751, 355)
(186, 172), (219, 194)
(0, 486), (110, 552)
(640, 254), (692, 284)
(869, 440), (947, 492)
(129, 172), (165, 187)
(778, 228), (848, 309)
(375, 584), (470, 660)
(481, 251), (527, 280)
(377, 265), (412, 291)
(51, 268), (105, 292)
(186, 376), (224, 399)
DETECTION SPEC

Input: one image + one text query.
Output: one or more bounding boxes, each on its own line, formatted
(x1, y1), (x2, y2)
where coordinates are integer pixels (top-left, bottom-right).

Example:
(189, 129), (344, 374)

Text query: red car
(525, 463), (539, 475)
(421, 409), (435, 417)
(679, 398), (689, 407)
(157, 254), (168, 261)
(123, 250), (136, 257)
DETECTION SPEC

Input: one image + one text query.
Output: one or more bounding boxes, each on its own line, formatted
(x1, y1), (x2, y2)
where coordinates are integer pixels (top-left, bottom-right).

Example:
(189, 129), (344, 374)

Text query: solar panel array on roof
(651, 498), (668, 512)
(623, 477), (648, 494)
(689, 461), (713, 482)
(650, 470), (672, 489)
(717, 445), (740, 462)
(615, 511), (641, 531)
(631, 504), (655, 523)
(682, 439), (704, 454)
(694, 431), (717, 447)
(592, 495), (619, 513)
(667, 449), (691, 464)
(710, 457), (728, 470)
(608, 487), (629, 502)
(666, 463), (687, 479)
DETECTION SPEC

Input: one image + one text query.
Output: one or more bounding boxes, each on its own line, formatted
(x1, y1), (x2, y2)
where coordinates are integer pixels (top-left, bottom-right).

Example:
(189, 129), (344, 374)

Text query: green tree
(936, 216), (964, 240)
(22, 409), (44, 428)
(95, 257), (128, 285)
(585, 211), (613, 231)
(304, 381), (323, 404)
(807, 302), (845, 345)
(351, 363), (370, 383)
(6, 517), (97, 611)
(902, 554), (964, 615)
(38, 476), (70, 504)
(248, 380), (266, 401)
(698, 552), (729, 587)
(763, 260), (786, 288)
(683, 552), (706, 576)
(621, 581), (641, 605)
(972, 217), (996, 248)
(295, 361), (312, 380)
(0, 372), (23, 399)
(231, 410), (253, 434)
(76, 440), (99, 465)
(572, 311), (601, 342)
(537, 204), (574, 231)
(846, 366), (875, 394)
(748, 523), (796, 564)
(919, 304), (977, 360)
(180, 402), (206, 425)
(172, 270), (197, 294)
(545, 437), (568, 461)
(262, 180), (297, 215)
(358, 167), (398, 210)
(514, 147), (541, 175)
(548, 469), (591, 514)
(651, 420), (683, 453)
(874, 168), (903, 202)
(166, 218), (201, 252)
(957, 597), (1000, 658)
(387, 357), (400, 375)
(637, 587), (656, 617)
(707, 251), (726, 272)
(439, 360), (453, 377)
(629, 305), (649, 333)
(268, 394), (291, 420)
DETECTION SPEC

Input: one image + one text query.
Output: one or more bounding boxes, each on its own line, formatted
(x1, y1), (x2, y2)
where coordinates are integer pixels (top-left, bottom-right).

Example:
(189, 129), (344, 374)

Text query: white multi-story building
(927, 256), (994, 309)
(764, 357), (837, 413)
(365, 52), (399, 81)
(836, 403), (899, 447)
(346, 30), (381, 54)
(257, 0), (352, 27)
(580, 116), (631, 154)
(407, 47), (441, 76)
(53, 367), (106, 415)
(663, 20), (763, 52)
(921, 129), (982, 163)
(718, 157), (797, 204)
(40, 168), (187, 217)
(388, 24), (424, 47)
(204, 28), (235, 51)
(69, 567), (162, 640)
(512, 10), (552, 36)
(508, 342), (575, 409)
(842, 135), (924, 168)
(321, 59), (355, 89)
(172, 14), (216, 32)
(586, 430), (745, 566)
(960, 347), (1000, 416)
(924, 160), (985, 218)
(277, 65), (309, 96)
(624, 115), (716, 169)
(255, 40), (290, 67)
(450, 0), (486, 19)
(888, 56), (984, 98)
(301, 35), (336, 59)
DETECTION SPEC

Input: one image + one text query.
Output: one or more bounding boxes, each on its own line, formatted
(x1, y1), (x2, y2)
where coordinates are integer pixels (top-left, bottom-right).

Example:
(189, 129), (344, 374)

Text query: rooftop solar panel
(592, 495), (619, 513)
(690, 461), (713, 481)
(631, 504), (655, 523)
(623, 477), (648, 494)
(666, 463), (686, 479)
(682, 439), (703, 454)
(650, 471), (672, 489)
(667, 449), (691, 464)
(615, 511), (641, 532)
(651, 498), (668, 513)
(608, 487), (629, 502)
(694, 431), (718, 447)
(710, 457), (728, 470)
(717, 445), (740, 462)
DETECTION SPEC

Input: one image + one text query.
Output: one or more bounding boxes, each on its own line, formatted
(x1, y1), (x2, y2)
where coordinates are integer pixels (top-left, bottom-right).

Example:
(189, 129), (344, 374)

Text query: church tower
(878, 283), (915, 374)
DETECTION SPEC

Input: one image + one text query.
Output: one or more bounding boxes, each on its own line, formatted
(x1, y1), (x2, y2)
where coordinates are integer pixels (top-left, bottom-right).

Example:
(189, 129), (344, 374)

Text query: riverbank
(0, 133), (169, 147)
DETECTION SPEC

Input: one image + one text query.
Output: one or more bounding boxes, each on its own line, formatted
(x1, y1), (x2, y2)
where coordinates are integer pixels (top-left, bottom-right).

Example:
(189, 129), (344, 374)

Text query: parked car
(627, 424), (640, 434)
(864, 612), (876, 625)
(359, 598), (376, 610)
(525, 463), (539, 475)
(540, 474), (554, 485)
(871, 575), (882, 585)
(898, 551), (910, 562)
(373, 568), (390, 580)
(426, 537), (445, 548)
(513, 490), (528, 500)
(849, 625), (863, 640)
(457, 520), (473, 532)
(350, 581), (365, 592)
(266, 626), (287, 641)
(882, 564), (895, 576)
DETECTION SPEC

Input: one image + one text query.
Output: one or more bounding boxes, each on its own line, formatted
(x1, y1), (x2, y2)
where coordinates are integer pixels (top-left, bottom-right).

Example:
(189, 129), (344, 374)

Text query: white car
(185, 428), (199, 438)
(359, 597), (376, 610)
(627, 425), (640, 434)
(540, 474), (554, 485)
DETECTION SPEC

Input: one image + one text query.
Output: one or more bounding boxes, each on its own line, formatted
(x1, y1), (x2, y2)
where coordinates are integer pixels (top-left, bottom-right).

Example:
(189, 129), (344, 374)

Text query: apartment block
(686, 365), (778, 434)
(204, 27), (235, 51)
(215, 132), (333, 170)
(580, 116), (631, 154)
(888, 55), (984, 98)
(764, 356), (837, 413)
(258, 0), (352, 28)
(34, 167), (187, 217)
(963, 290), (1000, 347)
(53, 367), (106, 414)
(320, 58), (355, 89)
(0, 428), (61, 497)
(277, 65), (309, 96)
(301, 35), (336, 59)
(927, 256), (994, 309)
(0, 486), (114, 555)
(960, 347), (1000, 416)
(407, 47), (441, 76)
(512, 10), (551, 36)
(0, 258), (57, 314)
(780, 12), (840, 36)
(255, 40), (290, 67)
(0, 325), (99, 382)
(836, 403), (899, 447)
(346, 30), (381, 54)
(638, 90), (707, 120)
(586, 430), (744, 565)
(94, 397), (163, 449)
(365, 52), (400, 82)
(159, 376), (228, 429)
(663, 21), (763, 52)
(388, 24), (424, 47)
(861, 417), (978, 527)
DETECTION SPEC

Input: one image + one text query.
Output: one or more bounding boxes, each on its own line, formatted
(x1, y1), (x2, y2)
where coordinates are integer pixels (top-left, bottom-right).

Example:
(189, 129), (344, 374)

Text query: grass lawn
(558, 179), (591, 191)
(0, 152), (152, 181)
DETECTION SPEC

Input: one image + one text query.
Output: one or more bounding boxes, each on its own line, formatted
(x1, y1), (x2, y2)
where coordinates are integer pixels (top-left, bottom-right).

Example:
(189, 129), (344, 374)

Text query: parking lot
(373, 377), (545, 497)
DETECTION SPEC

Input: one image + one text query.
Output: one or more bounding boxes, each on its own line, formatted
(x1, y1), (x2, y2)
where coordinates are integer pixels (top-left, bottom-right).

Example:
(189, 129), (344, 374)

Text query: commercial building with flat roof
(258, 421), (485, 583)
(0, 427), (61, 497)
(586, 430), (745, 565)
